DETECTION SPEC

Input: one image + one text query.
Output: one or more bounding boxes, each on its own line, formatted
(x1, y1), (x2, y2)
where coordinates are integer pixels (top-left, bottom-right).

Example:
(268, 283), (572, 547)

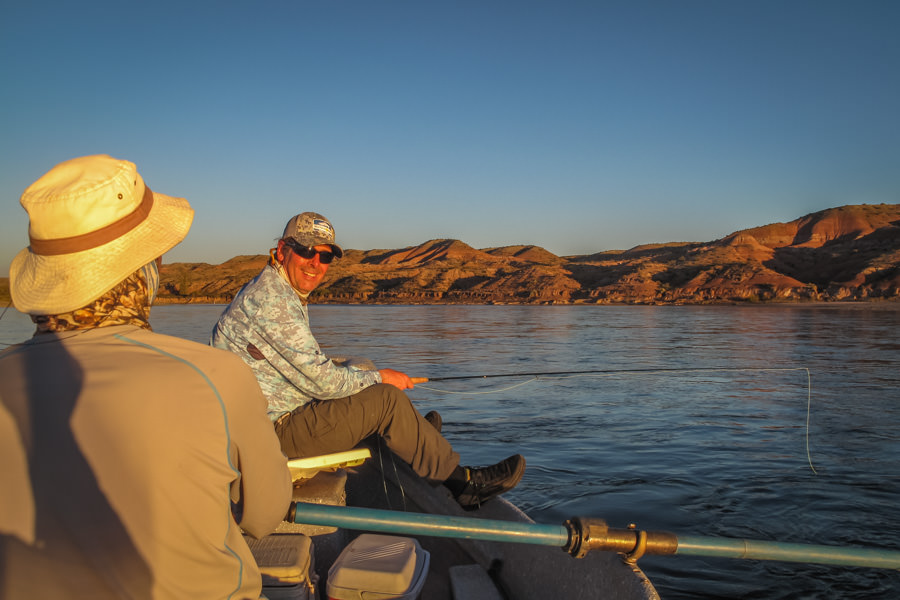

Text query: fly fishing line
(416, 366), (816, 473)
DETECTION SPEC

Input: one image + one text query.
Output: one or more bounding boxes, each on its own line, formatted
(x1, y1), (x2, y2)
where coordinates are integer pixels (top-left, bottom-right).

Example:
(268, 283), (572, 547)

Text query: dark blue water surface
(4, 303), (899, 598)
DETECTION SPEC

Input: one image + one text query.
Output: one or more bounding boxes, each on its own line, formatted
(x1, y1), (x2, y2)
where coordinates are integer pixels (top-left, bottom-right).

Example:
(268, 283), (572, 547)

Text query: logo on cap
(311, 218), (334, 241)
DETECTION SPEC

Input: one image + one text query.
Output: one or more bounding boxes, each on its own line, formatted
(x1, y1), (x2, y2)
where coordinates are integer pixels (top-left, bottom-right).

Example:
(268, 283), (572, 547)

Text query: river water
(2, 303), (899, 599)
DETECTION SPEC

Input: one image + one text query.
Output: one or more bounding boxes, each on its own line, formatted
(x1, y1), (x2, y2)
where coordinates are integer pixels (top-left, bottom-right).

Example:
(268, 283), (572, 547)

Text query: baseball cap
(281, 212), (343, 258)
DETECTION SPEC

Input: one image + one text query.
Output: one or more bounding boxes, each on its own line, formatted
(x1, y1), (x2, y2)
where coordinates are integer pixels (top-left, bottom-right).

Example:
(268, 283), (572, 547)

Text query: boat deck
(333, 450), (660, 600)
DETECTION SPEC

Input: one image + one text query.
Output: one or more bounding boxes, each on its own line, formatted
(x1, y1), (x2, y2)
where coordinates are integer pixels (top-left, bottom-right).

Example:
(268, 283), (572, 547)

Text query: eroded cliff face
(157, 204), (900, 305)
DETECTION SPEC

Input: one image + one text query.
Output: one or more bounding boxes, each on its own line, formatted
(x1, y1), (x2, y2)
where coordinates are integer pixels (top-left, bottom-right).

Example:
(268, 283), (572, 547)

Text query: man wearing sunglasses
(211, 212), (525, 510)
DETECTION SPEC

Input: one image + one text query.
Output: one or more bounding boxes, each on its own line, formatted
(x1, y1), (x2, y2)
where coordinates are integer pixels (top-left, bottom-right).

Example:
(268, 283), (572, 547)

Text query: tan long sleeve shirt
(0, 325), (291, 599)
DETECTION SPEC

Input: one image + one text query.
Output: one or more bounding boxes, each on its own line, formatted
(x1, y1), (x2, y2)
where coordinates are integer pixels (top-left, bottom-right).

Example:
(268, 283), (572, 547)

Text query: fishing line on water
(803, 367), (816, 474)
(417, 378), (538, 395)
(418, 366), (817, 474)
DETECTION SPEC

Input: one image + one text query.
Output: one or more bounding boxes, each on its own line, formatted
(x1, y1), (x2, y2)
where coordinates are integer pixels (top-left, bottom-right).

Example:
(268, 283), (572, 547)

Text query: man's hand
(379, 368), (415, 390)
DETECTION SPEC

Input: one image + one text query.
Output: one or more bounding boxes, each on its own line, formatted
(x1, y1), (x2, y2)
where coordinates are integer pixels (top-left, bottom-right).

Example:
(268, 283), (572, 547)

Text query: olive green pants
(274, 383), (460, 483)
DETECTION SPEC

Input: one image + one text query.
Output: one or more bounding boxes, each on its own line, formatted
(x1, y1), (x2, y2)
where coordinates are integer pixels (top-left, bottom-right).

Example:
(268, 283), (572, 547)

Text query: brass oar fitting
(564, 517), (678, 561)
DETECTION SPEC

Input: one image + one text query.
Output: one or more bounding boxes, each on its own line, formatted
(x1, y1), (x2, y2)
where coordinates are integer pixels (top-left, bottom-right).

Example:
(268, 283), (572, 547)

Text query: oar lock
(563, 517), (678, 563)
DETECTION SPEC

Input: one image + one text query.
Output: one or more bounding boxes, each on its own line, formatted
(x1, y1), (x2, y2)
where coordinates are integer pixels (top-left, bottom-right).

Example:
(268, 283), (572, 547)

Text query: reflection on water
(3, 303), (899, 598)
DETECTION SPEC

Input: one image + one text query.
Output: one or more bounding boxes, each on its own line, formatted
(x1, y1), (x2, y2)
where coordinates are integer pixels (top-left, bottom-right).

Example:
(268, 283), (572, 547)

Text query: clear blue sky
(2, 1), (898, 276)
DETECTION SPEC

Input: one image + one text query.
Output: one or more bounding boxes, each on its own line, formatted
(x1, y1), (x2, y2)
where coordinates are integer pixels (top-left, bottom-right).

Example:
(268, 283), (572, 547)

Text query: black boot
(451, 454), (525, 510)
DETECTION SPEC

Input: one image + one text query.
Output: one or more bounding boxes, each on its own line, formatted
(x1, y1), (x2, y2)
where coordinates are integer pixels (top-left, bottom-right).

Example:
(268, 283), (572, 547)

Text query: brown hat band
(29, 186), (155, 256)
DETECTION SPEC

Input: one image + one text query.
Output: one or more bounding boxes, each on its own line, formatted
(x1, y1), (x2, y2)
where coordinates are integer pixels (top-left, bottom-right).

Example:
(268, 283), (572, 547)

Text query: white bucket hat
(9, 154), (194, 315)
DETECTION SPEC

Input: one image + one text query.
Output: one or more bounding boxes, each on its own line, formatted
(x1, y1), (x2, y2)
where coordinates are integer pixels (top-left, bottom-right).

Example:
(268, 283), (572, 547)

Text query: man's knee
(365, 383), (415, 414)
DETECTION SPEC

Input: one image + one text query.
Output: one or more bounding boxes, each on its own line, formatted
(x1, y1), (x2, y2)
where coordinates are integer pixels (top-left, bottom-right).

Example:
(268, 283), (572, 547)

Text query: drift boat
(249, 446), (660, 600)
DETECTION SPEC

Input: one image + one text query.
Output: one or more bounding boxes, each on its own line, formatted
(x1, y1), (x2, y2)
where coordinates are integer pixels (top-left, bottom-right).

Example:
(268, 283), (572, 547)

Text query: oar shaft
(288, 502), (900, 570)
(676, 535), (900, 569)
(289, 502), (569, 547)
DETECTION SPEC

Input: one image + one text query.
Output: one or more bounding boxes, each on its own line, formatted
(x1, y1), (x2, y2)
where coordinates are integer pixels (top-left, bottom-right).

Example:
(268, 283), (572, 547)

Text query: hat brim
(10, 192), (194, 315)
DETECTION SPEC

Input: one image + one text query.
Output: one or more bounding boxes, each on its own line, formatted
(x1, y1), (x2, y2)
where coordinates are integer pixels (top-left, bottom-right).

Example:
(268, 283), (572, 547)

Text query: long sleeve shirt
(211, 264), (381, 420)
(0, 325), (291, 600)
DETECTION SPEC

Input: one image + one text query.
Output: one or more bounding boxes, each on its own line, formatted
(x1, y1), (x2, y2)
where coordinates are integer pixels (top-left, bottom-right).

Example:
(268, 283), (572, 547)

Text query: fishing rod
(411, 366), (808, 383)
(288, 502), (900, 570)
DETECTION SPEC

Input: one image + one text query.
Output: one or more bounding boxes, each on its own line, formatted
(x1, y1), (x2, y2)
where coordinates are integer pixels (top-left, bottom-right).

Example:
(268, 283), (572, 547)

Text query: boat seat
(275, 448), (371, 536)
(275, 471), (347, 536)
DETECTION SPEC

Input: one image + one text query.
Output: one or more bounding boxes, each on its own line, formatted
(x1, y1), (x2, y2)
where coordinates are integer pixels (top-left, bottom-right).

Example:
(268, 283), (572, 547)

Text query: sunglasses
(284, 241), (336, 264)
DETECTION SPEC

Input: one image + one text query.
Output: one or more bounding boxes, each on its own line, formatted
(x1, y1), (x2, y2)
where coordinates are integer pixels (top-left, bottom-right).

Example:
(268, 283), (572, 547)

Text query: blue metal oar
(288, 502), (900, 570)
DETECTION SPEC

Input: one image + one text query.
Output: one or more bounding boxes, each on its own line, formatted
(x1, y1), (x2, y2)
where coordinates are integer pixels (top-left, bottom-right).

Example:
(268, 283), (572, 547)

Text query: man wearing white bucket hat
(0, 155), (291, 599)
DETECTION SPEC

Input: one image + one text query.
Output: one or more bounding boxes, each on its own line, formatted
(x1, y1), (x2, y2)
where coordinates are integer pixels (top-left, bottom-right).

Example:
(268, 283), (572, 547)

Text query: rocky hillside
(151, 203), (899, 304)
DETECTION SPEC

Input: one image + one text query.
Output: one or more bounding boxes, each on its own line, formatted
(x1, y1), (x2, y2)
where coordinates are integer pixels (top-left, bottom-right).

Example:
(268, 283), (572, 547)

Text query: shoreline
(152, 296), (900, 308)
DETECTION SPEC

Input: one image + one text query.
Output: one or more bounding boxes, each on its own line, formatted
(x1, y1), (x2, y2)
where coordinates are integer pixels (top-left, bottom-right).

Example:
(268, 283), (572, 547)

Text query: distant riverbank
(3, 278), (898, 310)
(153, 294), (900, 307)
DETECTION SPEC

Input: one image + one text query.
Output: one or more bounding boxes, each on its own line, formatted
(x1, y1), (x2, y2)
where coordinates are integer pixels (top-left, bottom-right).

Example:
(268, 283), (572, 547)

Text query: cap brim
(290, 234), (343, 259)
(10, 192), (194, 314)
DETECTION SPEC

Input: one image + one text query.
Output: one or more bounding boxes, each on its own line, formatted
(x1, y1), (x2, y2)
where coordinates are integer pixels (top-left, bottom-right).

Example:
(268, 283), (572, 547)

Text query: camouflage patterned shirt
(210, 265), (381, 420)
